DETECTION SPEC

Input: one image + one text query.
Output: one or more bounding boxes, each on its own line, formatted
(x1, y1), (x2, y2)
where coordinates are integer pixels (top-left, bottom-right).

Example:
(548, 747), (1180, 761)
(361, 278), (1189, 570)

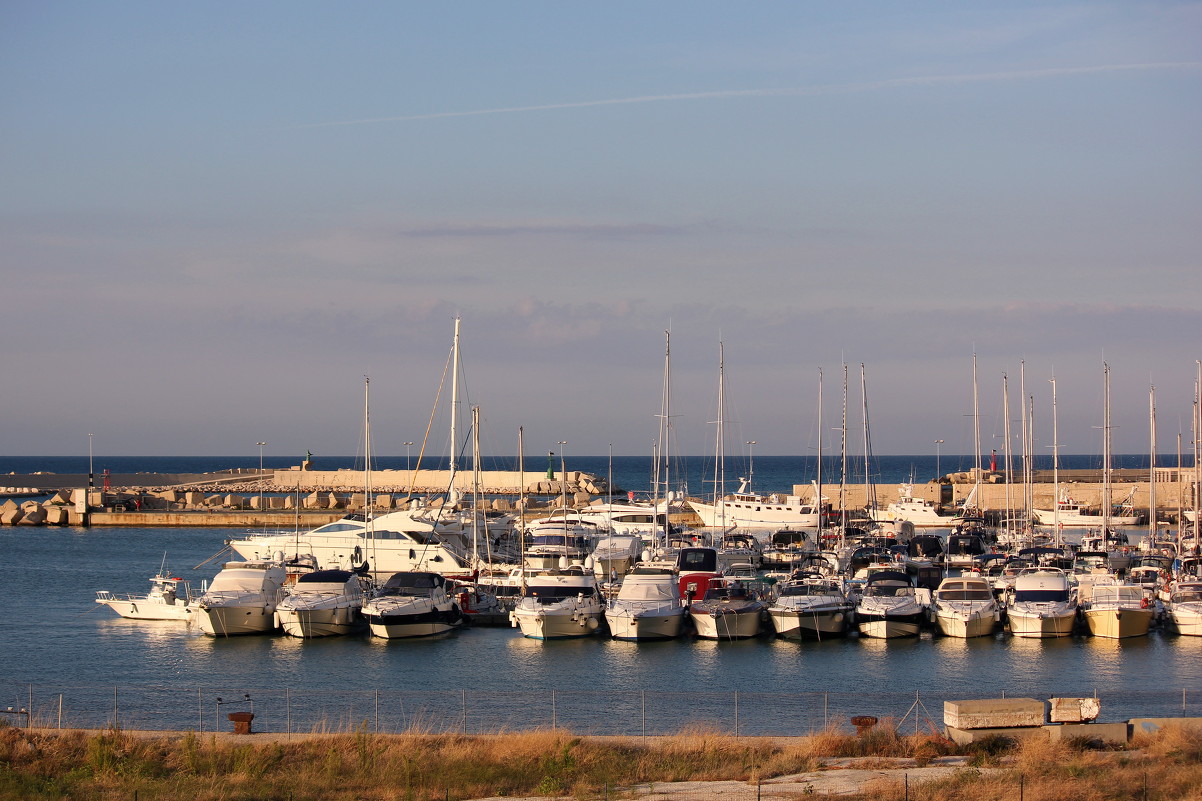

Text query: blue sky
(2, 2), (1200, 459)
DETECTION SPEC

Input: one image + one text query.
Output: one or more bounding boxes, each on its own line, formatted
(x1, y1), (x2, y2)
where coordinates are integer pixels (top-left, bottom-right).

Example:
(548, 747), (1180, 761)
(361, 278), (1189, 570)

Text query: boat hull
(511, 609), (602, 639)
(607, 610), (685, 641)
(768, 608), (850, 639)
(1168, 607), (1202, 636)
(278, 607), (363, 638)
(855, 611), (924, 639)
(96, 597), (193, 622)
(1007, 609), (1076, 638)
(1084, 608), (1153, 639)
(197, 605), (277, 636)
(690, 609), (762, 640)
(935, 610), (997, 639)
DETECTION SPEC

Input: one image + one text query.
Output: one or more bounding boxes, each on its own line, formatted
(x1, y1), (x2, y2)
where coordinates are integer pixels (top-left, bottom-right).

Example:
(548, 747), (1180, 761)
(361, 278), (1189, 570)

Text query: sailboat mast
(973, 352), (982, 509)
(449, 317), (461, 506)
(1020, 361), (1032, 525)
(1050, 375), (1061, 544)
(1002, 373), (1013, 525)
(518, 426), (527, 592)
(816, 367), (823, 529)
(860, 363), (876, 515)
(659, 330), (672, 547)
(714, 341), (726, 527)
(840, 363), (848, 540)
(1102, 363), (1112, 545)
(364, 375), (375, 570)
(1149, 385), (1157, 541)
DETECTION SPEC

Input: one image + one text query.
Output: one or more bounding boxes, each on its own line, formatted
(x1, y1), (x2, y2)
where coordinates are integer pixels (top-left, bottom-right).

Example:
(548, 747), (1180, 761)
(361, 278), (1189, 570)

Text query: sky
(2, 2), (1200, 460)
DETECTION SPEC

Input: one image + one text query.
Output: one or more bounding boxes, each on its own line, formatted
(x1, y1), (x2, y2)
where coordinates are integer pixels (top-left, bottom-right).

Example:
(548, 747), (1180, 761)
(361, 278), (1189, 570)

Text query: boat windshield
(937, 589), (993, 601)
(865, 584), (914, 598)
(531, 535), (587, 549)
(526, 585), (595, 601)
(1173, 589), (1202, 603)
(780, 584), (838, 598)
(1014, 590), (1069, 603)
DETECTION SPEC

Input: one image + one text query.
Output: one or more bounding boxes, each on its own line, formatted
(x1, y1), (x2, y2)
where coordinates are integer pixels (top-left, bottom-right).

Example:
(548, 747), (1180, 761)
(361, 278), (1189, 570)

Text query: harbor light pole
(934, 440), (944, 480)
(88, 433), (94, 490)
(557, 441), (568, 505)
(256, 442), (267, 511)
(404, 442), (414, 473)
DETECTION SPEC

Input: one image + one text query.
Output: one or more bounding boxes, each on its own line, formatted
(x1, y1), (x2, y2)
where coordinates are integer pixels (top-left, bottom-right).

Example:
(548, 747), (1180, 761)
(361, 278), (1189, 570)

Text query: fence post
(734, 691), (739, 738)
(57, 693), (62, 729)
(641, 691), (646, 742)
(824, 693), (828, 729)
(375, 689), (380, 733)
(113, 686), (118, 730)
(462, 689), (467, 735)
(552, 690), (557, 730)
(1184, 688), (1188, 714)
(28, 685), (33, 730)
(286, 688), (291, 739)
(198, 688), (203, 733)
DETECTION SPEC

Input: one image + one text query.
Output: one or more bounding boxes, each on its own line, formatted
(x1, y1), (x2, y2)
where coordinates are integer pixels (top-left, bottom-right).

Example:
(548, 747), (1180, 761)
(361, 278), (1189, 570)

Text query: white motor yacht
(689, 576), (765, 640)
(1165, 581), (1202, 636)
(1080, 583), (1154, 639)
(228, 509), (475, 578)
(95, 570), (195, 622)
(1005, 569), (1077, 638)
(688, 478), (822, 531)
(589, 533), (645, 580)
(363, 571), (461, 639)
(509, 568), (603, 639)
(606, 566), (687, 641)
(195, 560), (288, 636)
(855, 570), (930, 639)
(276, 569), (367, 638)
(932, 576), (1000, 639)
(522, 524), (596, 572)
(869, 484), (958, 527)
(767, 574), (852, 639)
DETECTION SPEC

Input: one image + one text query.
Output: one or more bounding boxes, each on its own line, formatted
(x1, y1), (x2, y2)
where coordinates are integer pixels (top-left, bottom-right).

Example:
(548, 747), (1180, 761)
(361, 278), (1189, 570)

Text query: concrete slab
(1129, 717), (1202, 735)
(945, 698), (1046, 730)
(945, 725), (1049, 747)
(1046, 722), (1128, 745)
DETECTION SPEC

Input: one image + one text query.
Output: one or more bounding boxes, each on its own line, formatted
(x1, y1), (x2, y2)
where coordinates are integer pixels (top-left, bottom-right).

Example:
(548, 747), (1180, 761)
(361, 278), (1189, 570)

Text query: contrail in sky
(298, 62), (1201, 129)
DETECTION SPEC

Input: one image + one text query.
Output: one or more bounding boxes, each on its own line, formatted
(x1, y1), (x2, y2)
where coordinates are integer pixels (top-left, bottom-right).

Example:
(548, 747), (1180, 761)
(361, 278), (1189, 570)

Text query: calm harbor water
(3, 516), (1201, 734)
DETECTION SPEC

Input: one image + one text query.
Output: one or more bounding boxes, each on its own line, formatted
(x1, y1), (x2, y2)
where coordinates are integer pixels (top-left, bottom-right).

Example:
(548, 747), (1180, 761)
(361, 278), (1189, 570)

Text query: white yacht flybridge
(228, 509), (474, 578)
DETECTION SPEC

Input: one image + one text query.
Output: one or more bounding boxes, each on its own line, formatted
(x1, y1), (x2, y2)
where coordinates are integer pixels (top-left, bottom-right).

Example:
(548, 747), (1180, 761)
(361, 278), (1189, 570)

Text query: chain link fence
(1, 683), (1196, 736)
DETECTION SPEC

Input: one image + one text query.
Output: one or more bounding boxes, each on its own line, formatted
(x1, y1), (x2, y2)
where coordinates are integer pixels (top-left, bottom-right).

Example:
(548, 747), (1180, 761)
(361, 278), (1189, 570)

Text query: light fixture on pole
(935, 440), (945, 480)
(404, 442), (414, 473)
(256, 442), (267, 510)
(557, 441), (568, 504)
(88, 433), (94, 491)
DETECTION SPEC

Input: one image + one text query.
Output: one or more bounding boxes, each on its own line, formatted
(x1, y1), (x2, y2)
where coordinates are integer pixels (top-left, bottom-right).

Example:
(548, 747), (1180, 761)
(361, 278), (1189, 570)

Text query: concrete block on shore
(944, 725), (1048, 746)
(43, 506), (68, 525)
(156, 490), (183, 503)
(46, 490), (72, 505)
(945, 698), (1046, 730)
(1, 504), (24, 525)
(349, 493), (366, 509)
(375, 495), (394, 510)
(17, 504), (46, 525)
(1045, 722), (1128, 745)
(1129, 717), (1202, 735)
(304, 491), (325, 509)
(185, 491), (206, 506)
(268, 496), (286, 510)
(223, 494), (246, 509)
(1049, 697), (1101, 723)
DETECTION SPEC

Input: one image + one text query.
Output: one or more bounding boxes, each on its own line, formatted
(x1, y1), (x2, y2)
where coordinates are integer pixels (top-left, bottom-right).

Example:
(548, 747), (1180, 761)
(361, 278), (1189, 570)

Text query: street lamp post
(88, 434), (94, 491)
(404, 442), (414, 473)
(746, 441), (757, 491)
(557, 441), (568, 506)
(256, 442), (267, 511)
(935, 440), (945, 480)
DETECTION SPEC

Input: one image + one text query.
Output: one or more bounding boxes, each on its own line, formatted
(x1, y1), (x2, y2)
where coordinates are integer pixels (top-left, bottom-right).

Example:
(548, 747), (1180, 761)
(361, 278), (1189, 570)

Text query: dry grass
(1, 721), (1201, 801)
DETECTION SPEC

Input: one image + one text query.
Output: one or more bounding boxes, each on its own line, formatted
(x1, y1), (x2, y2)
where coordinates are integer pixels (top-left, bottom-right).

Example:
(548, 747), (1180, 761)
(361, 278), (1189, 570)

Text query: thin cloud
(297, 62), (1202, 129)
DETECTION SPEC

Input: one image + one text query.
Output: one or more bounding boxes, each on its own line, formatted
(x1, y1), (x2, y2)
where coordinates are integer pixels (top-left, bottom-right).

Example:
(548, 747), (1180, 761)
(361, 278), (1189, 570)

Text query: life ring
(458, 591), (471, 611)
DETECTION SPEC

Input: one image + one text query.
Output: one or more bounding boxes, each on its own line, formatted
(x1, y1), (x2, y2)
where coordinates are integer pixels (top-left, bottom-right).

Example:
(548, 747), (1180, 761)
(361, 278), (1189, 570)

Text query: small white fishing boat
(1165, 581), (1202, 636)
(855, 570), (929, 639)
(767, 573), (853, 639)
(95, 564), (195, 622)
(689, 576), (765, 640)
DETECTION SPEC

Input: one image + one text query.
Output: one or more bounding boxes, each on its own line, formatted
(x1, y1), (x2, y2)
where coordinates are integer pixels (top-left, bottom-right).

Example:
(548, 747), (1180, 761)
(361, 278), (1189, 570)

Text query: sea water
(2, 521), (1200, 735)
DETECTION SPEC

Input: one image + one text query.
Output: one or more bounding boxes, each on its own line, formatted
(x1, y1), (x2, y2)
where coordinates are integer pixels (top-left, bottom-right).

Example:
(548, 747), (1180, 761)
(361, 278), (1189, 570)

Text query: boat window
(1174, 590), (1202, 603)
(526, 585), (594, 600)
(866, 584), (912, 598)
(314, 522), (363, 534)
